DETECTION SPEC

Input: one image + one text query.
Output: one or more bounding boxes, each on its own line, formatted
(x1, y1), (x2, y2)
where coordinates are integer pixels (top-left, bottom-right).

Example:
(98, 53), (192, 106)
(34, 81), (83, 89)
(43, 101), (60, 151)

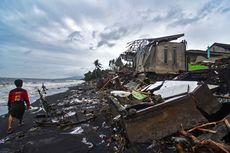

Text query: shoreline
(0, 82), (83, 117)
(0, 82), (114, 153)
(0, 79), (84, 116)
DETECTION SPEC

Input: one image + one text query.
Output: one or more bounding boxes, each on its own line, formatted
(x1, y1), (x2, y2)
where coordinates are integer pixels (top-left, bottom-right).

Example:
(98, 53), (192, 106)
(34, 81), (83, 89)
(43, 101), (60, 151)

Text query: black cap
(14, 79), (23, 87)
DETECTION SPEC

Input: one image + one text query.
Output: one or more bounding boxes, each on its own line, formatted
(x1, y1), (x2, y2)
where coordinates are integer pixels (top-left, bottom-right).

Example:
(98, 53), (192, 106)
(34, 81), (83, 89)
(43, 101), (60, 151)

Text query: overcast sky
(0, 0), (230, 79)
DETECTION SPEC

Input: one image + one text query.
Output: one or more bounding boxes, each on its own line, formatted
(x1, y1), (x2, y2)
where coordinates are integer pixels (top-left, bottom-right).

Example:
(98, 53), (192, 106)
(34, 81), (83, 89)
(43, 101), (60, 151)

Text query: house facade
(121, 34), (187, 74)
(210, 43), (230, 53)
(186, 43), (230, 64)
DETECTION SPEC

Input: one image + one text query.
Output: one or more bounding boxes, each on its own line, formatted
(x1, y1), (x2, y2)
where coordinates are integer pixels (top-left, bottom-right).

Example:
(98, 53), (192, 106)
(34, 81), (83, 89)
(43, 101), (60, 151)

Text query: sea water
(0, 78), (84, 116)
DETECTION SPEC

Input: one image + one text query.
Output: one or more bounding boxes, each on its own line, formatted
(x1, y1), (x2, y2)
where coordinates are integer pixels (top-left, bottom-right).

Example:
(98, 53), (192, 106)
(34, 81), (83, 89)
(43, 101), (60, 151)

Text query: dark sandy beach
(0, 83), (113, 153)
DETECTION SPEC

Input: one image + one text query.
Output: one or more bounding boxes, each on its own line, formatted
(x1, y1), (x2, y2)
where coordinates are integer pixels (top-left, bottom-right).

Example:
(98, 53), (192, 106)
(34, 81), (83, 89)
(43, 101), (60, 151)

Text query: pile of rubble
(97, 70), (230, 153)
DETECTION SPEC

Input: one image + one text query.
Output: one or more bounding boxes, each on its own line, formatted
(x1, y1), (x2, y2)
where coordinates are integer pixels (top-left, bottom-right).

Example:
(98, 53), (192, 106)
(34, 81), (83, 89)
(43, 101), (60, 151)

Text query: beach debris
(0, 131), (25, 145)
(28, 127), (39, 132)
(37, 89), (53, 116)
(0, 137), (9, 144)
(29, 106), (43, 114)
(180, 121), (230, 153)
(102, 121), (110, 129)
(51, 118), (59, 123)
(35, 114), (47, 118)
(59, 116), (96, 128)
(64, 111), (76, 117)
(34, 119), (60, 127)
(34, 86), (100, 129)
(81, 137), (94, 148)
(99, 134), (107, 139)
(69, 126), (84, 135)
(34, 115), (96, 128)
(110, 90), (131, 97)
(92, 126), (99, 131)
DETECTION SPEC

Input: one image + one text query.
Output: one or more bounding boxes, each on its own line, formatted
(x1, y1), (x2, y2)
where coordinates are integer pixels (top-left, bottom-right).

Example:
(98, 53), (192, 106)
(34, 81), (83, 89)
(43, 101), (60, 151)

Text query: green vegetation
(84, 59), (110, 81)
(188, 64), (209, 71)
(109, 57), (124, 72)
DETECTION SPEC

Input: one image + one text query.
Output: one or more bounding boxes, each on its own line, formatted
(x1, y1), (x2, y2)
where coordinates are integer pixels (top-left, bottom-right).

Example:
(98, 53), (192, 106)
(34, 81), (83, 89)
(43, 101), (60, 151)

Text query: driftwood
(181, 130), (230, 153)
(179, 117), (230, 153)
(187, 118), (229, 133)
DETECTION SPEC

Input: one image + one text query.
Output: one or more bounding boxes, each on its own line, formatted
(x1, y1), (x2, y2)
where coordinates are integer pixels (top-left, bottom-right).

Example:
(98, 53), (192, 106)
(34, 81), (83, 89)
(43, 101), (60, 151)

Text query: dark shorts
(9, 102), (25, 120)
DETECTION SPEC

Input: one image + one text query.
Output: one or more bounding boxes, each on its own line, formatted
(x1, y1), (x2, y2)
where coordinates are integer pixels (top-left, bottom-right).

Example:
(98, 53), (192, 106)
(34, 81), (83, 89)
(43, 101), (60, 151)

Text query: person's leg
(7, 114), (13, 133)
(18, 103), (25, 126)
(19, 118), (24, 126)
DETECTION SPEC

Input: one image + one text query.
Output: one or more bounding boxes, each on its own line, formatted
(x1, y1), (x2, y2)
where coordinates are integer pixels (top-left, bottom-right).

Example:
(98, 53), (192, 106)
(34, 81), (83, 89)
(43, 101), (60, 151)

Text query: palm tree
(93, 59), (102, 79)
(109, 59), (115, 70)
(94, 59), (102, 70)
(115, 57), (124, 68)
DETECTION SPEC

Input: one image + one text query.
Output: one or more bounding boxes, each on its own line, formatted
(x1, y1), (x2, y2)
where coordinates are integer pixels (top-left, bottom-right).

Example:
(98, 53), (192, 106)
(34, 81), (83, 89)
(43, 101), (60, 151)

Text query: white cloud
(64, 17), (81, 31)
(33, 5), (46, 16)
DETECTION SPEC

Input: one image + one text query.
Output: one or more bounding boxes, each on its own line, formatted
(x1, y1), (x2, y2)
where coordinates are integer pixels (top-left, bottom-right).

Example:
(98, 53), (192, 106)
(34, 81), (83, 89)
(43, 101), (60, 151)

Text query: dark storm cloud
(97, 23), (142, 48)
(96, 26), (129, 48)
(100, 26), (128, 41)
(97, 40), (115, 48)
(67, 31), (84, 41)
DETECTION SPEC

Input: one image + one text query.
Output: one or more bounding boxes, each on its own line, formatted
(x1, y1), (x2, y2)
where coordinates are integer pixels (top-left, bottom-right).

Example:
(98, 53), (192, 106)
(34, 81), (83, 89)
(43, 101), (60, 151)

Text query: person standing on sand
(7, 79), (31, 134)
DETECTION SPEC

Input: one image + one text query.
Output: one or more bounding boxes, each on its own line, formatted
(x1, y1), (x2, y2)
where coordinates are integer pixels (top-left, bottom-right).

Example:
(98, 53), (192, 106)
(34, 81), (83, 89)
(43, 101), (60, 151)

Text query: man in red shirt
(7, 79), (31, 134)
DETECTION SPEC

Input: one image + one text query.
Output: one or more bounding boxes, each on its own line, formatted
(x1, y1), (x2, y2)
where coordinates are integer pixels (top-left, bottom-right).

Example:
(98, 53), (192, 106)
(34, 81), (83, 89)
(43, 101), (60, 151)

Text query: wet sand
(0, 83), (113, 153)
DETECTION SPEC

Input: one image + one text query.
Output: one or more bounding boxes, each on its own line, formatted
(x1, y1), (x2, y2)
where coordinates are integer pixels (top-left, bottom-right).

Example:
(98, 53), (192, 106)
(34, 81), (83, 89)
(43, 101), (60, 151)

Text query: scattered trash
(81, 137), (94, 148)
(102, 121), (110, 129)
(69, 126), (84, 135)
(92, 126), (99, 131)
(0, 137), (9, 144)
(99, 134), (106, 139)
(110, 90), (131, 97)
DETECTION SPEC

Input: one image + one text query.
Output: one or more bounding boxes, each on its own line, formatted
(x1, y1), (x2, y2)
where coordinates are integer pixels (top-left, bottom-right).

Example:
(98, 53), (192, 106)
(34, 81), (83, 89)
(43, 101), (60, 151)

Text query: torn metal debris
(108, 81), (222, 143)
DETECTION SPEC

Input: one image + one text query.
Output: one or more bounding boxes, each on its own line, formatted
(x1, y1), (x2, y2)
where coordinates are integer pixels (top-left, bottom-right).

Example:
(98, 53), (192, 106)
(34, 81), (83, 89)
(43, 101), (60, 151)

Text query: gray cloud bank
(0, 0), (229, 78)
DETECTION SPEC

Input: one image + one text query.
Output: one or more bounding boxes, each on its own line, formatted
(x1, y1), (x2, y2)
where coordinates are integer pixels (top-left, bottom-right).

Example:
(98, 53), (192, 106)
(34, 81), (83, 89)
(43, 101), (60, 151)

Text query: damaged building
(186, 42), (230, 64)
(120, 34), (187, 75)
(211, 42), (230, 53)
(104, 34), (230, 152)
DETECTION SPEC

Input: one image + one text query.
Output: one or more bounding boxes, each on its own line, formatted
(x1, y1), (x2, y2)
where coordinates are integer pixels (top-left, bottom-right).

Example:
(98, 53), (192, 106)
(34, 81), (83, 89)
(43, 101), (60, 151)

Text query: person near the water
(7, 79), (31, 134)
(41, 83), (48, 94)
